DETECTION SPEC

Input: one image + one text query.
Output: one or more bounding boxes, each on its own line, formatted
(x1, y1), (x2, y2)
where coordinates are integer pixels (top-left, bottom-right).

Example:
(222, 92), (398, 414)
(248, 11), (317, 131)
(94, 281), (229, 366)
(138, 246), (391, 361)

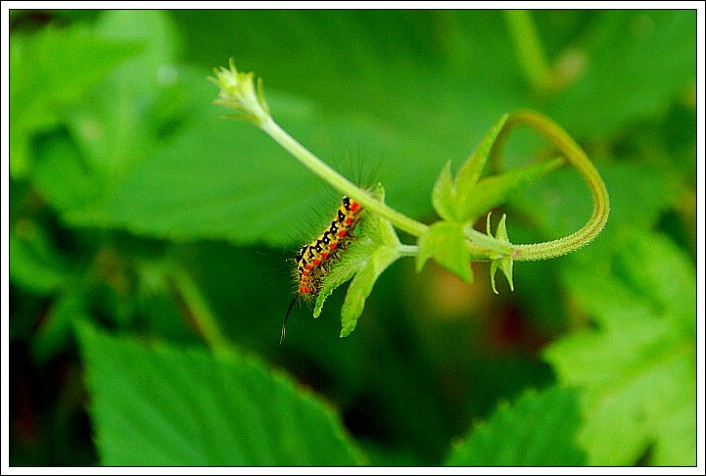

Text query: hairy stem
(490, 111), (610, 261)
(261, 117), (430, 238)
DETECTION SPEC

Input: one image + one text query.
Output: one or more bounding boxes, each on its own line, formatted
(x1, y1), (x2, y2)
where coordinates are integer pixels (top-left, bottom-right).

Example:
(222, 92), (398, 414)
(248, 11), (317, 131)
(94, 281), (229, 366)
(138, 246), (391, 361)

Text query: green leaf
(549, 11), (695, 138)
(446, 386), (586, 466)
(75, 321), (364, 466)
(9, 231), (72, 295)
(487, 214), (514, 294)
(416, 222), (472, 282)
(66, 11), (532, 245)
(544, 231), (695, 465)
(430, 115), (511, 223)
(453, 113), (509, 211)
(64, 87), (413, 246)
(460, 157), (565, 223)
(340, 246), (400, 338)
(510, 160), (677, 243)
(94, 10), (180, 93)
(431, 160), (456, 222)
(10, 24), (143, 178)
(31, 133), (105, 212)
(31, 293), (87, 364)
(64, 11), (183, 180)
(313, 185), (402, 337)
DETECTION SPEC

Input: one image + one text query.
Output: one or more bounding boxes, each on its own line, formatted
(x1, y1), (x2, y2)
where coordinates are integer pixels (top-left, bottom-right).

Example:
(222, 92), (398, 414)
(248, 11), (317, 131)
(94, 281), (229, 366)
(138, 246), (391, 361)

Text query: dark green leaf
(31, 293), (87, 364)
(76, 321), (364, 466)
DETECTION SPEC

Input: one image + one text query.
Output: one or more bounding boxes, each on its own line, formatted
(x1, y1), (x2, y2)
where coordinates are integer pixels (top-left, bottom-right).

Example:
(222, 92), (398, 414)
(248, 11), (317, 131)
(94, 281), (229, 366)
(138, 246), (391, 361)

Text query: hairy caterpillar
(280, 196), (363, 344)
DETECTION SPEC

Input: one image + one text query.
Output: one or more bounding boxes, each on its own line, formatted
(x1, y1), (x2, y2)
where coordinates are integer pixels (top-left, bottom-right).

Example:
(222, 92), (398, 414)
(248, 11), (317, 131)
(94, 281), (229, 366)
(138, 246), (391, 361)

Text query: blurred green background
(9, 10), (696, 466)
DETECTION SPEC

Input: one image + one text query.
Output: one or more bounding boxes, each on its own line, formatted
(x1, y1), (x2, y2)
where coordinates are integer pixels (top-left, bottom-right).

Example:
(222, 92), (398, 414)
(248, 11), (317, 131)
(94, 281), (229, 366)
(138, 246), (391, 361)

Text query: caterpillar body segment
(280, 196), (364, 344)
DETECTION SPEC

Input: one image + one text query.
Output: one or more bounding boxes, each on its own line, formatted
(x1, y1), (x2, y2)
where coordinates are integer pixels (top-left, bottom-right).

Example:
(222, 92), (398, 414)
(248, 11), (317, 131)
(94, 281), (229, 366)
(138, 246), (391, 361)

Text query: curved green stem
(210, 61), (607, 264)
(504, 11), (552, 94)
(261, 118), (429, 238)
(490, 110), (610, 261)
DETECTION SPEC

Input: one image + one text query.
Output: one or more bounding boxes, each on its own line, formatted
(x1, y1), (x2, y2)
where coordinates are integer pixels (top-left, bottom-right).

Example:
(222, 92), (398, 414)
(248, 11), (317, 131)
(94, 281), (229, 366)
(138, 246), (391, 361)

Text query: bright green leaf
(487, 214), (514, 294)
(340, 245), (400, 338)
(76, 321), (364, 466)
(453, 113), (509, 208)
(459, 157), (565, 223)
(312, 185), (403, 337)
(446, 387), (585, 466)
(416, 222), (472, 282)
(544, 231), (695, 466)
(431, 160), (456, 221)
(431, 115), (511, 223)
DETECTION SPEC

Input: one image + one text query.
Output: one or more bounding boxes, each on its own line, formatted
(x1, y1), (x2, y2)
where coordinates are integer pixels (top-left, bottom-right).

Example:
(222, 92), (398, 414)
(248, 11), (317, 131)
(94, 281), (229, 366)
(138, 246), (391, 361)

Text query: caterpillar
(280, 196), (363, 344)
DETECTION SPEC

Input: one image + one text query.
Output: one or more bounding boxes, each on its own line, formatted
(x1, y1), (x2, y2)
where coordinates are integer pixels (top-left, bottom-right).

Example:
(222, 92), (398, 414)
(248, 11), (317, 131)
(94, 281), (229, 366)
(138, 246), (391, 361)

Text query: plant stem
(397, 244), (419, 257)
(465, 226), (514, 257)
(260, 117), (430, 238)
(504, 10), (552, 93)
(211, 61), (608, 264)
(490, 111), (610, 261)
(170, 266), (234, 357)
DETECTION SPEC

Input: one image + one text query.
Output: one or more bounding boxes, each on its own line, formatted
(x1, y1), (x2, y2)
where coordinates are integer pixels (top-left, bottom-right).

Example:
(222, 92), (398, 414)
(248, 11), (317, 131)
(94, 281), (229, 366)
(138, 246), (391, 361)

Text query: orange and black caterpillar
(281, 196), (363, 343)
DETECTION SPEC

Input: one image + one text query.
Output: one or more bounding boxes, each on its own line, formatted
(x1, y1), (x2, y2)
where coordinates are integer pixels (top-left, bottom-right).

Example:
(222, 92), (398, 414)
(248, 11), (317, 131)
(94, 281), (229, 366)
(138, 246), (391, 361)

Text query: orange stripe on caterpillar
(280, 196), (364, 344)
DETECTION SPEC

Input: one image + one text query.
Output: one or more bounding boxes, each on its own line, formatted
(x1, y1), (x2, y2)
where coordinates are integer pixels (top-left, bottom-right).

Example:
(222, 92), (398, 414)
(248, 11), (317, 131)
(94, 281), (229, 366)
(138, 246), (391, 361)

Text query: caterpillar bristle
(279, 195), (364, 343)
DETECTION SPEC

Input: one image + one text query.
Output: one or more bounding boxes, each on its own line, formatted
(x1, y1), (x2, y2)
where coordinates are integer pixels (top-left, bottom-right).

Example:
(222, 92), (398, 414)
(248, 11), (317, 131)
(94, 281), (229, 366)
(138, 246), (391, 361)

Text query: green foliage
(548, 10), (695, 138)
(430, 114), (565, 227)
(313, 185), (403, 337)
(10, 10), (696, 468)
(466, 158), (566, 224)
(10, 23), (143, 178)
(76, 321), (364, 466)
(432, 114), (509, 223)
(9, 230), (72, 295)
(416, 222), (472, 282)
(487, 213), (514, 294)
(545, 231), (696, 465)
(446, 387), (585, 466)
